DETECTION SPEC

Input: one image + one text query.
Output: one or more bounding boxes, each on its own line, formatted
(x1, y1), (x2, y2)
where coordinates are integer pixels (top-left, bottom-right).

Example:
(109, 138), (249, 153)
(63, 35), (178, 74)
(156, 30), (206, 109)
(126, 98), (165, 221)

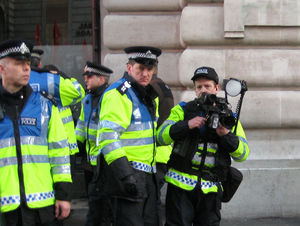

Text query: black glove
(110, 157), (138, 196)
(218, 132), (239, 153)
(122, 174), (138, 196)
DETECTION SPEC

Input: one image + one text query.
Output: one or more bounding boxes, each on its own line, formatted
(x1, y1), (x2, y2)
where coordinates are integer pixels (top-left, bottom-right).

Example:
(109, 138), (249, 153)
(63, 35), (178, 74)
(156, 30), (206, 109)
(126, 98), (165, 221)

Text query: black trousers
(86, 170), (113, 226)
(165, 183), (221, 226)
(112, 173), (159, 226)
(2, 205), (56, 226)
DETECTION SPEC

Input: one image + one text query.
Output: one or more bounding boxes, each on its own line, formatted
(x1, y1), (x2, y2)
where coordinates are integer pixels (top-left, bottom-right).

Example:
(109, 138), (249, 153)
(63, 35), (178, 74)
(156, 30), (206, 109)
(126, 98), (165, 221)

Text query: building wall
(101, 0), (300, 219)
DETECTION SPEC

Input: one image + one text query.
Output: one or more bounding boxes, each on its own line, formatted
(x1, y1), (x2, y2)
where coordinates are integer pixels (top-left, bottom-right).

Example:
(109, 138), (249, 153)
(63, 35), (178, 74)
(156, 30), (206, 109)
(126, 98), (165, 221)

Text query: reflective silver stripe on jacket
(99, 131), (120, 141)
(52, 165), (71, 174)
(0, 136), (48, 149)
(232, 137), (248, 161)
(158, 120), (175, 145)
(49, 156), (70, 165)
(58, 106), (70, 112)
(127, 121), (153, 131)
(99, 120), (125, 133)
(85, 121), (98, 130)
(121, 137), (154, 147)
(192, 154), (215, 166)
(198, 143), (218, 151)
(48, 139), (69, 150)
(76, 119), (85, 130)
(61, 115), (73, 124)
(47, 73), (55, 96)
(101, 141), (122, 156)
(75, 130), (85, 138)
(70, 81), (83, 105)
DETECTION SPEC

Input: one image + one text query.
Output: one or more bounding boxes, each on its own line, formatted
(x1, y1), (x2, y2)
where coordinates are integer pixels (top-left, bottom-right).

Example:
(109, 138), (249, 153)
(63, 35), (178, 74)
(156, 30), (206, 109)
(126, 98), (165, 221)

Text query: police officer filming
(157, 66), (249, 226)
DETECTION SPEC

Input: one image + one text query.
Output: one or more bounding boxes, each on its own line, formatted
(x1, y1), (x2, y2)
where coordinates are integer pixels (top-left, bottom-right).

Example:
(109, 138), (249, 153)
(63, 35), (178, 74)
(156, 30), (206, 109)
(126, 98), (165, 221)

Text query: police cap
(124, 46), (161, 66)
(31, 48), (44, 60)
(0, 39), (33, 60)
(191, 66), (219, 84)
(83, 61), (113, 77)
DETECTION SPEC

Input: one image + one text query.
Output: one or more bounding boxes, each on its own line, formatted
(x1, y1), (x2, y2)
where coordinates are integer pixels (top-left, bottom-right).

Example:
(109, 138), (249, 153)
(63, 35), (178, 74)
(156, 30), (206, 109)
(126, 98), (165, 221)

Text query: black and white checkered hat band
(128, 52), (157, 60)
(86, 67), (111, 77)
(0, 43), (30, 58)
(31, 53), (41, 58)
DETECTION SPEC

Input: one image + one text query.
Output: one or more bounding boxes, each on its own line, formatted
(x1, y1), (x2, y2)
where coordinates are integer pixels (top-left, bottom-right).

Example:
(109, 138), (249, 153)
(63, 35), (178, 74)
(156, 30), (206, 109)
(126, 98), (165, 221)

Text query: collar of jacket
(0, 80), (32, 106)
(123, 72), (158, 101)
(88, 83), (108, 97)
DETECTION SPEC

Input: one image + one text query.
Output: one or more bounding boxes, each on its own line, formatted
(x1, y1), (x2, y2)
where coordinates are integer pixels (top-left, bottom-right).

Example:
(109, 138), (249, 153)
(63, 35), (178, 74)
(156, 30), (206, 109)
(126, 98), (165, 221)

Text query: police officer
(33, 64), (80, 226)
(0, 39), (72, 225)
(31, 48), (44, 68)
(151, 66), (174, 226)
(97, 46), (160, 226)
(151, 66), (174, 187)
(157, 66), (250, 226)
(75, 61), (113, 226)
(29, 64), (85, 158)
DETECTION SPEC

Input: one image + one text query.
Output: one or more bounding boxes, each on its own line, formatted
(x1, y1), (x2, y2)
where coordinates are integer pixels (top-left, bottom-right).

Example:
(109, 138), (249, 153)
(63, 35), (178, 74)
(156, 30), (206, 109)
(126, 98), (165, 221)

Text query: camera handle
(233, 91), (245, 135)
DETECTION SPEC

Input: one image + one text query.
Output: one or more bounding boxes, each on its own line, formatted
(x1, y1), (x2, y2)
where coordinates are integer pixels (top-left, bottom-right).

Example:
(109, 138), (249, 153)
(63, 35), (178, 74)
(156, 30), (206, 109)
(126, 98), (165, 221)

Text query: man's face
(0, 57), (31, 92)
(84, 74), (105, 90)
(194, 77), (220, 98)
(127, 63), (155, 87)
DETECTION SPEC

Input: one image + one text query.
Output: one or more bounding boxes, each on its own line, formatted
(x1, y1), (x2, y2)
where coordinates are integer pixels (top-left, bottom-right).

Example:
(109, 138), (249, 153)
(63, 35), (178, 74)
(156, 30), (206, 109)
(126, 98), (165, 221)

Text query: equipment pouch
(221, 166), (243, 202)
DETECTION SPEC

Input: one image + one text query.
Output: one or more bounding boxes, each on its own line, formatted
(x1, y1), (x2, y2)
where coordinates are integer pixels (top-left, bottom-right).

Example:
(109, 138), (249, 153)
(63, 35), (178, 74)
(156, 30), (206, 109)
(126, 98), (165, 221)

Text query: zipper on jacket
(13, 105), (27, 204)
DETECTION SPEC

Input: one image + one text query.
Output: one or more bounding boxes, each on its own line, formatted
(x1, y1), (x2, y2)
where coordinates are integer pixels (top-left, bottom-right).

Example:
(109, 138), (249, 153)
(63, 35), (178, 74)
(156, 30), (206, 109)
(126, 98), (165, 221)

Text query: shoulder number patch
(117, 81), (131, 95)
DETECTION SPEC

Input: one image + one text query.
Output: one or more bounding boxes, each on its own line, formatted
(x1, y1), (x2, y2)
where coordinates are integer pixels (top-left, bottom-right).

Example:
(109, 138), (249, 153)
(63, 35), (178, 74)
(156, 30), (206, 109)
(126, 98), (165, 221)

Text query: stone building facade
(1, 0), (300, 219)
(102, 0), (300, 219)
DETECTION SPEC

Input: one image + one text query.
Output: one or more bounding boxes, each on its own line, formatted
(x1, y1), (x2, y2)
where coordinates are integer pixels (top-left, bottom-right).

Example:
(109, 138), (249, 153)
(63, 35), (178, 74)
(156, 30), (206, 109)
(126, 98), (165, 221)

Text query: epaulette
(40, 91), (57, 106)
(117, 80), (131, 95)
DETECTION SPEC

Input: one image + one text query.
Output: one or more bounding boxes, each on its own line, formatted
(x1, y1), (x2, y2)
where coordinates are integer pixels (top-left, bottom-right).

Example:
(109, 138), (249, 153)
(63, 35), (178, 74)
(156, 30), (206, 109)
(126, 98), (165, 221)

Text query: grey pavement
(64, 199), (300, 226)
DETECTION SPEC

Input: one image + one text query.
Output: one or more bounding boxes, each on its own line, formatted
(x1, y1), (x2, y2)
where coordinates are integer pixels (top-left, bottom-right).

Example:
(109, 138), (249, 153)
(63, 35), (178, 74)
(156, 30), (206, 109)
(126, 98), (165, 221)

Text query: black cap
(191, 66), (219, 84)
(83, 61), (113, 77)
(124, 46), (161, 66)
(31, 48), (44, 59)
(0, 39), (33, 60)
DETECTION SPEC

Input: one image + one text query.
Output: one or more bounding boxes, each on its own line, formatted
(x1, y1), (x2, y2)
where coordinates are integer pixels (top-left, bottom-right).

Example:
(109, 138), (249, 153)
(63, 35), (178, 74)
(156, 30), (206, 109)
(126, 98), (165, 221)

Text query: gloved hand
(109, 157), (138, 197)
(122, 174), (138, 196)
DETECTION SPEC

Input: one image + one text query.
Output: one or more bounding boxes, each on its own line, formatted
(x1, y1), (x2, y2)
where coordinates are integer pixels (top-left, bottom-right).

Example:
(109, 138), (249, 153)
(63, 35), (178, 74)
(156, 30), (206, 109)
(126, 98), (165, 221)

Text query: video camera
(194, 78), (248, 130)
(195, 93), (235, 130)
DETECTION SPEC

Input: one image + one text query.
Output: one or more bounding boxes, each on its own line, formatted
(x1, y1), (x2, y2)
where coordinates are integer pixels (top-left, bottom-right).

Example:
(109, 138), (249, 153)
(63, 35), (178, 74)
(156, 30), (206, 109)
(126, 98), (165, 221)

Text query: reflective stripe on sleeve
(99, 132), (120, 141)
(70, 81), (83, 105)
(232, 137), (248, 161)
(121, 137), (154, 147)
(158, 120), (175, 145)
(48, 139), (69, 150)
(52, 165), (71, 174)
(49, 156), (70, 165)
(99, 120), (125, 133)
(101, 141), (122, 156)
